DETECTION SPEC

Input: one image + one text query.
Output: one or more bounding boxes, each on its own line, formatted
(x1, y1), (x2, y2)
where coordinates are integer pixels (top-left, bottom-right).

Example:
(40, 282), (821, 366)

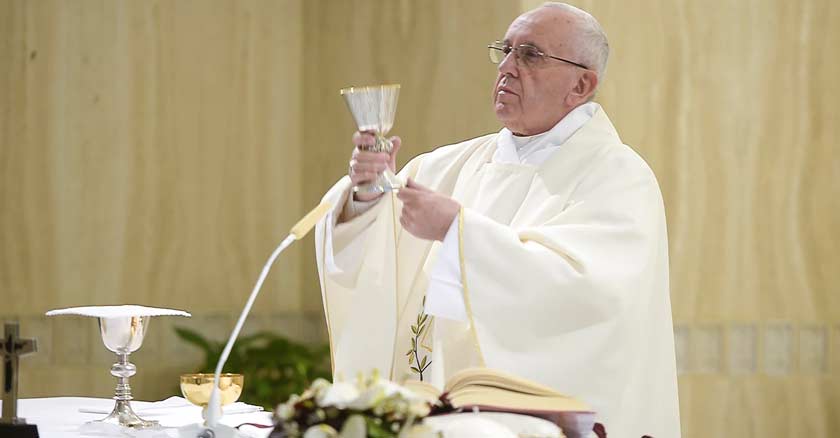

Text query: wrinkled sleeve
(457, 150), (667, 346)
(316, 159), (423, 287)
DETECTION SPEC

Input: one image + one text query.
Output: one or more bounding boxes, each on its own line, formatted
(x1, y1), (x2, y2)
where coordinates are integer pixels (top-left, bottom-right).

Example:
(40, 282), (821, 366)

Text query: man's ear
(568, 70), (599, 104)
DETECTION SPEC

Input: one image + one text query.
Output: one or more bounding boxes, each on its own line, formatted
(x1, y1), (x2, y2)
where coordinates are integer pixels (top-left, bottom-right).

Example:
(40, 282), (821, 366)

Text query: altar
(2, 396), (575, 438)
(0, 397), (273, 438)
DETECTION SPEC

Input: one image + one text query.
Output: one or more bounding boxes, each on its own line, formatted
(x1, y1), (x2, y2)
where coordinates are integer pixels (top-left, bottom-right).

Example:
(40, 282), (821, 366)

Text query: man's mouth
(497, 86), (517, 96)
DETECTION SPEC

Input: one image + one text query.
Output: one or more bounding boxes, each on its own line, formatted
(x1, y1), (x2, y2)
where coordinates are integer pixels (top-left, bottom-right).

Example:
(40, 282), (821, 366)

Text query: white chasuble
(314, 105), (681, 438)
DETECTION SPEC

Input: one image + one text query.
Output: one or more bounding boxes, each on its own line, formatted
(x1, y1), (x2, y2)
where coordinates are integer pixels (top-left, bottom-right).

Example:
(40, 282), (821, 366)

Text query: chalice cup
(96, 316), (157, 428)
(180, 373), (244, 425)
(340, 84), (402, 194)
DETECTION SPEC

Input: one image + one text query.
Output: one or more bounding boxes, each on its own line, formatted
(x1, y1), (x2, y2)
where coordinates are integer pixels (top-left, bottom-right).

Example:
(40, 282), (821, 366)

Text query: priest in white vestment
(314, 3), (681, 437)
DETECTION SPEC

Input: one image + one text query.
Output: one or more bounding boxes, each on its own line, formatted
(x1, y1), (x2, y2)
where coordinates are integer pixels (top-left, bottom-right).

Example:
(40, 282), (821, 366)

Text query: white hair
(539, 2), (609, 79)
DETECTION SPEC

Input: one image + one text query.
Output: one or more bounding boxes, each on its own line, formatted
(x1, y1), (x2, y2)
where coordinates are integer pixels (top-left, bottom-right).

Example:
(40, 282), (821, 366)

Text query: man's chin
(494, 104), (518, 123)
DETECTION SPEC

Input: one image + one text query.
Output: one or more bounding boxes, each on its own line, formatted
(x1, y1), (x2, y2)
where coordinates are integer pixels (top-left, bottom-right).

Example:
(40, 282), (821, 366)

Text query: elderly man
(314, 3), (680, 437)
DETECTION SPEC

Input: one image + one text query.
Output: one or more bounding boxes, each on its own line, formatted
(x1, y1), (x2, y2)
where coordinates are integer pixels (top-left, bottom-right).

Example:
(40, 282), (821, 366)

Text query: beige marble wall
(1, 0), (838, 436)
(0, 0), (313, 401)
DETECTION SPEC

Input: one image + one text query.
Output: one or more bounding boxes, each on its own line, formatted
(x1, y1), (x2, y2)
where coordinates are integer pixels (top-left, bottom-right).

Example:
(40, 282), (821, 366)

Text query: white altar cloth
(1, 397), (273, 437)
(3, 397), (566, 437)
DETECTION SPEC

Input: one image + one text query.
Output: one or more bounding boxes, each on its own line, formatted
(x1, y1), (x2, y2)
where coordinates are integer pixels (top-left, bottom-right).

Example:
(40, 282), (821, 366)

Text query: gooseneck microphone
(204, 201), (333, 430)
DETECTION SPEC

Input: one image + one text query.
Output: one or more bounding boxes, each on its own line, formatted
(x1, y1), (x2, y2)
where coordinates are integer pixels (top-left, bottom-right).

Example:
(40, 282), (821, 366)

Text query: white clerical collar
(494, 102), (599, 166)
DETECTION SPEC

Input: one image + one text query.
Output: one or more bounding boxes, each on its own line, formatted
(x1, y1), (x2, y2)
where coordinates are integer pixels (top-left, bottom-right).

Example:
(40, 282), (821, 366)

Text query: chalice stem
(96, 352), (157, 428)
(112, 353), (134, 402)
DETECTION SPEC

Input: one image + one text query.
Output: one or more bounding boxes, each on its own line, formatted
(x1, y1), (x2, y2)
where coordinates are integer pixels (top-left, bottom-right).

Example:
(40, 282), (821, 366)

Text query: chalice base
(95, 400), (158, 429)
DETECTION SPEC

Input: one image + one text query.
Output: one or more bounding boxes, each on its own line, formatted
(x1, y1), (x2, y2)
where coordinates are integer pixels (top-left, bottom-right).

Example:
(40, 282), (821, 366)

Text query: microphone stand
(194, 202), (332, 437)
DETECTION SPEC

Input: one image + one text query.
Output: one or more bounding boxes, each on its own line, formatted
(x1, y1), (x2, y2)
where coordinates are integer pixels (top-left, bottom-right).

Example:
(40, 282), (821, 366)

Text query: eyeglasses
(487, 41), (589, 70)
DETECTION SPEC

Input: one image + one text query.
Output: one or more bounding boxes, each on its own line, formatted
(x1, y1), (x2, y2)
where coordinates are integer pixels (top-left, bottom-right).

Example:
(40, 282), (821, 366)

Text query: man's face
(493, 9), (585, 135)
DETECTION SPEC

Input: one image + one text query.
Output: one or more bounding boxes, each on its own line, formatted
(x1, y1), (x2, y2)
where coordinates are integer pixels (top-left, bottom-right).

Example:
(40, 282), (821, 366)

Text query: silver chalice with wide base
(96, 316), (157, 428)
(45, 305), (191, 429)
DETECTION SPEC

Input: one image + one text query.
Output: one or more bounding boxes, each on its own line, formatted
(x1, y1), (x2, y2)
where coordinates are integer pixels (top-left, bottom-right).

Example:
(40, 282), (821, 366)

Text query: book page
(403, 379), (442, 402)
(445, 368), (563, 397)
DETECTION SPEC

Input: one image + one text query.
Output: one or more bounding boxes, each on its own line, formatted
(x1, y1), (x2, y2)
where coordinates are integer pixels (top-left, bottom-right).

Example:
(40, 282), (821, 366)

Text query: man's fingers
(401, 204), (416, 220)
(352, 131), (376, 147)
(350, 172), (378, 185)
(389, 136), (402, 152)
(388, 136), (402, 160)
(399, 212), (411, 229)
(396, 186), (420, 202)
(405, 178), (432, 192)
(350, 160), (387, 174)
(353, 150), (390, 164)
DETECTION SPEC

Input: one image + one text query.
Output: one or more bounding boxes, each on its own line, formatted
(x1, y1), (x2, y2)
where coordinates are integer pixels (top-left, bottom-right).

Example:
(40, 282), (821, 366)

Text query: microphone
(203, 201), (333, 430)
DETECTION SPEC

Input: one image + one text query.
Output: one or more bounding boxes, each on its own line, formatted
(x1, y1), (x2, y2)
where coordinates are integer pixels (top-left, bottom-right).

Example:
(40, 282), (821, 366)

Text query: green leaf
(420, 355), (427, 369)
(411, 338), (416, 349)
(411, 366), (422, 374)
(408, 355), (414, 365)
(411, 324), (418, 335)
(173, 326), (214, 355)
(405, 349), (414, 357)
(420, 314), (429, 325)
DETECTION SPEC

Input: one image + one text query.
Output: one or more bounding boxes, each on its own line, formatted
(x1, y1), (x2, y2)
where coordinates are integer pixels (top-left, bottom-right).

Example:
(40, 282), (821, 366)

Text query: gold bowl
(180, 373), (244, 407)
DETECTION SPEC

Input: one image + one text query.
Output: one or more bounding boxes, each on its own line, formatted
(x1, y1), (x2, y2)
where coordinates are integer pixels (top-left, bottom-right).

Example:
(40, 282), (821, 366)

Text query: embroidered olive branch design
(406, 297), (432, 381)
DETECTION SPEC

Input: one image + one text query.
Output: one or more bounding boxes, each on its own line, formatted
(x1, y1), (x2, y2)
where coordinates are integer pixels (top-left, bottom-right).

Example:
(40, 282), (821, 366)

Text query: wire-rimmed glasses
(487, 41), (589, 70)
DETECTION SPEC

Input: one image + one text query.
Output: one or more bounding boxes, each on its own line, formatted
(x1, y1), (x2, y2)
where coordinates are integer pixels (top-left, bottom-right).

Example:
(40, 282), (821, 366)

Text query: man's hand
(396, 178), (461, 241)
(349, 131), (401, 202)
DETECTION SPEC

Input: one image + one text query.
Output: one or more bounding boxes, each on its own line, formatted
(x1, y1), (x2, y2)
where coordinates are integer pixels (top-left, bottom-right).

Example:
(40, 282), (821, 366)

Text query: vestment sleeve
(457, 150), (667, 349)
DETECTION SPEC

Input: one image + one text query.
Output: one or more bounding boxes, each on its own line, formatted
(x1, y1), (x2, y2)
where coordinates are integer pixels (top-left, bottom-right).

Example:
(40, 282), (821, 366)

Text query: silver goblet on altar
(96, 316), (157, 428)
(340, 84), (403, 194)
(45, 305), (191, 429)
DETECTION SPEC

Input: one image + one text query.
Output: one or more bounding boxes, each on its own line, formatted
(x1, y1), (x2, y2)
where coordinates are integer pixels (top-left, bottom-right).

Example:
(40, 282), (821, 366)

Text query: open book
(404, 367), (596, 438)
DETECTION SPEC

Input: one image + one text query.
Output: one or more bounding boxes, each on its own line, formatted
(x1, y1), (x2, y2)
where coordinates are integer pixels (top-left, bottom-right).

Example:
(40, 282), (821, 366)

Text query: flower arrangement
(270, 371), (439, 438)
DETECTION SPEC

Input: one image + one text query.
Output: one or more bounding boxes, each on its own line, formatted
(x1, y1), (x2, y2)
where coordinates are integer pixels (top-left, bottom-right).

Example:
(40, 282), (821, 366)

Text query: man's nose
(497, 50), (519, 77)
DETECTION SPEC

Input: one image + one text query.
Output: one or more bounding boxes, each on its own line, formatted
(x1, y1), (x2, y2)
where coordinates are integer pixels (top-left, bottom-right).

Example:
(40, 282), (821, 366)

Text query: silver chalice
(340, 84), (403, 193)
(96, 316), (157, 428)
(46, 305), (191, 429)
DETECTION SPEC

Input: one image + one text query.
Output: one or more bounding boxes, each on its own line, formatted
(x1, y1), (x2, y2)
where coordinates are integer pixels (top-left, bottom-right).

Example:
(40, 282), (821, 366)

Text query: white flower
(349, 379), (425, 411)
(302, 424), (339, 438)
(303, 378), (332, 400)
(275, 402), (295, 420)
(338, 414), (367, 438)
(317, 381), (361, 408)
(276, 370), (437, 438)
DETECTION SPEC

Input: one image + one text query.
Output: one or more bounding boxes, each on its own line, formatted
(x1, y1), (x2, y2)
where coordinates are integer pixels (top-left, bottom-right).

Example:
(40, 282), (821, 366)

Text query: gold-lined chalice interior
(180, 373), (244, 408)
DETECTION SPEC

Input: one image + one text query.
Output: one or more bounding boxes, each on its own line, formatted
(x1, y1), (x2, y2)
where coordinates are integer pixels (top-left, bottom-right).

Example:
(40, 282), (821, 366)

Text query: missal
(404, 367), (596, 437)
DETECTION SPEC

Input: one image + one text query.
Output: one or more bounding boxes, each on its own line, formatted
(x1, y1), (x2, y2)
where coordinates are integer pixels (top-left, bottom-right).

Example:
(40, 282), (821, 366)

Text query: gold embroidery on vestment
(458, 208), (486, 366)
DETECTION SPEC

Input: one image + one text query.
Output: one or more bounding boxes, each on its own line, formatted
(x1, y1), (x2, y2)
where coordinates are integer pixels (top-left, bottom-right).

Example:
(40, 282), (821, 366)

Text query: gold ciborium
(340, 84), (402, 193)
(180, 373), (244, 424)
